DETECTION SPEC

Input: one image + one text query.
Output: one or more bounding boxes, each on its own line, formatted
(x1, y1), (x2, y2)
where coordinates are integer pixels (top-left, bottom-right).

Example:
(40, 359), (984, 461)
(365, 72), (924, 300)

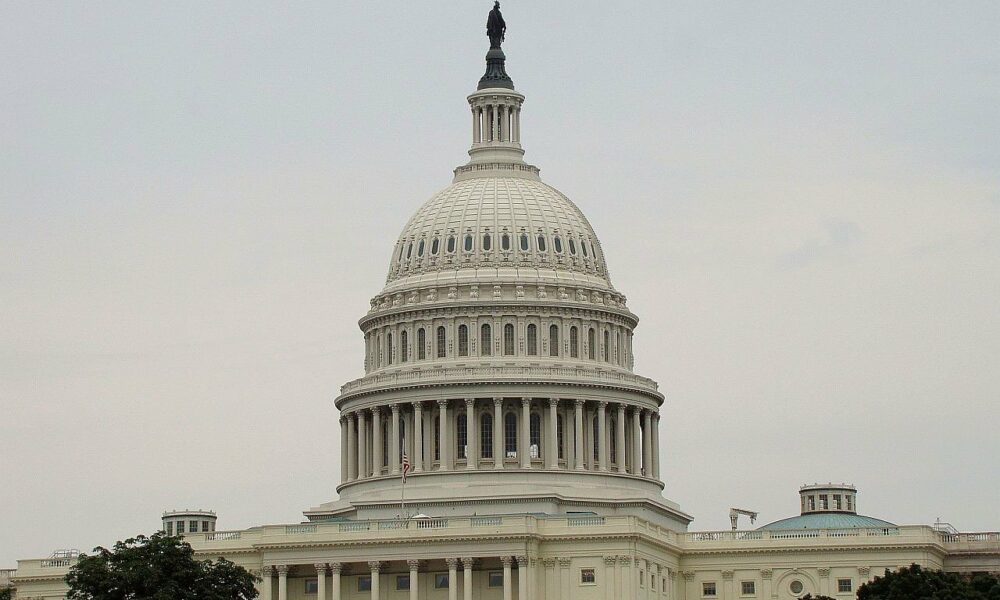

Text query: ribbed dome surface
(759, 513), (896, 530)
(382, 176), (613, 293)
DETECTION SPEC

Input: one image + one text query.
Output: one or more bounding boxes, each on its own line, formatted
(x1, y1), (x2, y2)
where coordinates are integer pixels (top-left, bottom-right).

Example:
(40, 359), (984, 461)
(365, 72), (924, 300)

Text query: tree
(0, 586), (12, 600)
(858, 564), (1000, 600)
(66, 532), (258, 600)
(800, 595), (836, 600)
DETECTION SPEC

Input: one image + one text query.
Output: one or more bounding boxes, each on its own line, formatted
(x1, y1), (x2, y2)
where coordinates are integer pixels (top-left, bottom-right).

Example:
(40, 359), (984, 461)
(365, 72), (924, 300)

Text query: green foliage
(800, 595), (836, 600)
(66, 532), (258, 600)
(0, 586), (13, 600)
(858, 564), (1000, 600)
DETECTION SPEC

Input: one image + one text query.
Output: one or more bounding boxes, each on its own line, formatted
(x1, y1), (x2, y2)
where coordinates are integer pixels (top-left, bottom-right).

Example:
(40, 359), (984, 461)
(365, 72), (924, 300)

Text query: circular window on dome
(537, 235), (547, 252)
(554, 236), (563, 253)
(447, 236), (456, 253)
(483, 234), (492, 251)
(417, 239), (425, 257)
(569, 238), (577, 255)
(464, 234), (473, 252)
(789, 580), (803, 595)
(431, 238), (439, 255)
(501, 233), (510, 251)
(519, 233), (529, 251)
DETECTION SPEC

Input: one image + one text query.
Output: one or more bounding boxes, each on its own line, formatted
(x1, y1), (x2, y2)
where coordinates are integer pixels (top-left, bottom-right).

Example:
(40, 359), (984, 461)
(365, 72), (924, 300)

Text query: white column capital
(368, 561), (382, 572)
(501, 556), (514, 568)
(276, 565), (289, 575)
(575, 398), (585, 407)
(391, 403), (400, 414)
(461, 557), (475, 568)
(549, 397), (559, 407)
(516, 555), (529, 566)
(446, 557), (460, 569)
(330, 562), (343, 574)
(314, 563), (328, 573)
(408, 559), (422, 570)
(262, 565), (274, 577)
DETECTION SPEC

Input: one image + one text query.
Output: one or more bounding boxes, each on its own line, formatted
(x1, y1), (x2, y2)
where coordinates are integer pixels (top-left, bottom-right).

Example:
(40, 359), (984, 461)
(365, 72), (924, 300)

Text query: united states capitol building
(6, 6), (998, 600)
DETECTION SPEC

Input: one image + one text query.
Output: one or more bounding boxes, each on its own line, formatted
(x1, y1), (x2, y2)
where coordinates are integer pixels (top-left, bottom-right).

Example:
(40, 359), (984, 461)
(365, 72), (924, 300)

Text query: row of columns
(472, 102), (521, 144)
(261, 557), (526, 600)
(340, 398), (661, 483)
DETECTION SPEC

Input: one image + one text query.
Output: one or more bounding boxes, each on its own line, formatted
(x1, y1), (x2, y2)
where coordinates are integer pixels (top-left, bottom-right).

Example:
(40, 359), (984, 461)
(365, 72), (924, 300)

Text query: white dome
(383, 175), (613, 294)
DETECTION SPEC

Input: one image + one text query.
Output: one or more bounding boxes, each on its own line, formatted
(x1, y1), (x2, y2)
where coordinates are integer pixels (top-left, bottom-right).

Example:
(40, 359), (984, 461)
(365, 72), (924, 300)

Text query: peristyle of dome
(759, 483), (896, 531)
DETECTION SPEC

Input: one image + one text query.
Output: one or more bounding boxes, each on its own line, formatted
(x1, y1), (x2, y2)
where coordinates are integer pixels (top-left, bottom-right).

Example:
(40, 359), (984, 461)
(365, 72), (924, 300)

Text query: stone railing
(938, 532), (1000, 543)
(340, 364), (659, 395)
(204, 531), (242, 541)
(0, 568), (15, 586)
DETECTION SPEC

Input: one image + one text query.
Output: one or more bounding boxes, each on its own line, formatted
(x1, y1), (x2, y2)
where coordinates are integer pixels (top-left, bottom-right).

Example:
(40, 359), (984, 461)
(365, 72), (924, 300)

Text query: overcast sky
(2, 1), (998, 568)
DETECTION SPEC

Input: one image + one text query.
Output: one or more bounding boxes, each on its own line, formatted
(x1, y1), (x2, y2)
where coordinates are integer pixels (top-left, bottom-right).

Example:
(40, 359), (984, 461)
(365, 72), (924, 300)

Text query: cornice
(360, 299), (638, 330)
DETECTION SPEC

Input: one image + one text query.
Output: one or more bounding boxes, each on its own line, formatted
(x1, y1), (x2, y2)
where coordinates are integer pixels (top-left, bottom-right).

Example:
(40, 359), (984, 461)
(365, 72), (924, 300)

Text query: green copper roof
(759, 513), (896, 530)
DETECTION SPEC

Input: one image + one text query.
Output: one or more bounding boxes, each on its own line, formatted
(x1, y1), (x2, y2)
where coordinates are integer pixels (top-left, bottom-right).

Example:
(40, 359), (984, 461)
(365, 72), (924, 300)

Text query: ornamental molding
(683, 570), (696, 580)
(362, 296), (635, 328)
(679, 542), (944, 557)
(760, 569), (773, 579)
(818, 567), (831, 577)
(857, 566), (871, 576)
(721, 570), (734, 579)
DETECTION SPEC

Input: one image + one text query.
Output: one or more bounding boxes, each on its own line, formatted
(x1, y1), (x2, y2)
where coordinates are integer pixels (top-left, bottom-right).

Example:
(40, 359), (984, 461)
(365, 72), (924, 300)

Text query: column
(315, 564), (327, 600)
(517, 556), (530, 600)
(493, 397), (503, 469)
(472, 107), (479, 144)
(547, 398), (559, 469)
(574, 400), (585, 470)
(357, 410), (368, 479)
(642, 409), (652, 477)
(465, 399), (477, 470)
(597, 401), (608, 471)
(446, 558), (459, 600)
(631, 407), (642, 475)
(520, 397), (531, 468)
(438, 399), (450, 470)
(408, 560), (421, 600)
(372, 407), (383, 477)
(331, 563), (343, 600)
(277, 565), (288, 600)
(413, 402), (424, 472)
(462, 558), (474, 600)
(618, 557), (631, 599)
(818, 568), (831, 596)
(604, 557), (616, 598)
(340, 416), (348, 483)
(616, 403), (626, 473)
(722, 570), (734, 600)
(391, 403), (401, 474)
(513, 106), (520, 143)
(261, 566), (273, 600)
(347, 414), (357, 481)
(502, 556), (513, 600)
(652, 412), (661, 479)
(369, 561), (381, 600)
(760, 569), (773, 600)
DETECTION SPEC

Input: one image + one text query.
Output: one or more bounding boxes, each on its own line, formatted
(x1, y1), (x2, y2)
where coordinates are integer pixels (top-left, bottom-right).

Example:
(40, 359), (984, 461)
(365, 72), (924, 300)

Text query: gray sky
(2, 1), (998, 567)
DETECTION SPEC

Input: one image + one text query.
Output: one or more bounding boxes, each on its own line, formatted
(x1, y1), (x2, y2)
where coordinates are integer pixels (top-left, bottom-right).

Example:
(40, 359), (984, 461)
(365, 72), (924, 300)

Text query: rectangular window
(742, 581), (756, 595)
(808, 496), (816, 511)
(847, 495), (853, 511)
(202, 521), (210, 532)
(396, 575), (410, 590)
(833, 495), (842, 510)
(358, 576), (372, 591)
(489, 572), (504, 587)
(165, 522), (173, 536)
(703, 582), (717, 597)
(640, 570), (645, 587)
(435, 574), (449, 589)
(819, 494), (828, 510)
(176, 521), (185, 534)
(580, 568), (596, 584)
(305, 579), (318, 594)
(838, 579), (853, 593)
(189, 520), (199, 533)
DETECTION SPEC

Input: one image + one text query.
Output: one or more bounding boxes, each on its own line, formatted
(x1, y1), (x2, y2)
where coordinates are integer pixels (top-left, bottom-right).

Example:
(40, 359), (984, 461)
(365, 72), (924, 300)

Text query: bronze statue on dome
(487, 1), (506, 49)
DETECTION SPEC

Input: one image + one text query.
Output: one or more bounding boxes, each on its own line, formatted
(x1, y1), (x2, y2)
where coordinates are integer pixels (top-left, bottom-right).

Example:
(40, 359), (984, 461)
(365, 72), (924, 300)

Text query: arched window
(554, 236), (563, 253)
(458, 324), (469, 357)
(526, 324), (538, 356)
(417, 239), (425, 257)
(557, 415), (565, 459)
(569, 326), (579, 358)
(382, 421), (389, 467)
(519, 233), (529, 251)
(582, 240), (589, 257)
(537, 235), (547, 252)
(617, 332), (623, 365)
(503, 323), (515, 356)
(401, 330), (408, 362)
(377, 334), (383, 366)
(504, 412), (517, 457)
(431, 238), (440, 255)
(549, 325), (559, 357)
(593, 415), (600, 462)
(482, 234), (492, 251)
(569, 238), (577, 255)
(501, 233), (511, 251)
(588, 328), (596, 360)
(447, 236), (456, 253)
(529, 413), (541, 459)
(436, 326), (447, 358)
(480, 324), (492, 356)
(464, 234), (473, 252)
(457, 414), (468, 459)
(603, 330), (610, 361)
(417, 328), (426, 360)
(434, 417), (441, 461)
(481, 413), (493, 459)
(387, 333), (394, 365)
(610, 418), (617, 464)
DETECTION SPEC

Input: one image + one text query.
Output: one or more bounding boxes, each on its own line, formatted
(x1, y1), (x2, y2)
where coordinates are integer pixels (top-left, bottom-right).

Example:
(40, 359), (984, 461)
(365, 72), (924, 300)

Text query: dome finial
(479, 2), (514, 90)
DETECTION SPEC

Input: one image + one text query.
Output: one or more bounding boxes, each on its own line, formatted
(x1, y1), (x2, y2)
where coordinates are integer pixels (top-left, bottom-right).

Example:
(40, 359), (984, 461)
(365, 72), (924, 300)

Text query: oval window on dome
(417, 239), (425, 257)
(464, 234), (473, 252)
(537, 235), (547, 252)
(520, 234), (529, 251)
(569, 238), (577, 255)
(554, 236), (563, 253)
(581, 241), (588, 257)
(483, 234), (492, 251)
(447, 236), (456, 253)
(431, 238), (439, 255)
(501, 233), (511, 251)
(407, 242), (413, 259)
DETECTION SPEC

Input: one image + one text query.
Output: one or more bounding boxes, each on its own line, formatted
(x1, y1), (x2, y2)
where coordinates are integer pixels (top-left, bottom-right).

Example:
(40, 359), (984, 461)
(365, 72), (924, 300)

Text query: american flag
(401, 452), (411, 483)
